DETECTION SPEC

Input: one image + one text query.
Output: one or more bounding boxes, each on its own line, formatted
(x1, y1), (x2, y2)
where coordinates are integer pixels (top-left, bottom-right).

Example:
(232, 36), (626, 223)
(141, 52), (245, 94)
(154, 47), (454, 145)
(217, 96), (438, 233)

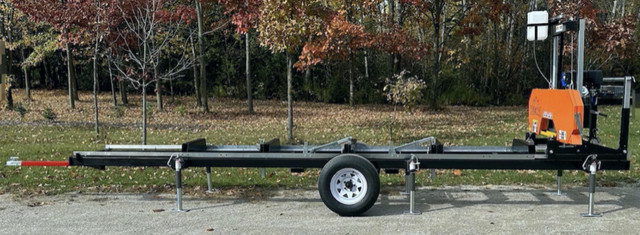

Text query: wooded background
(1, 0), (638, 110)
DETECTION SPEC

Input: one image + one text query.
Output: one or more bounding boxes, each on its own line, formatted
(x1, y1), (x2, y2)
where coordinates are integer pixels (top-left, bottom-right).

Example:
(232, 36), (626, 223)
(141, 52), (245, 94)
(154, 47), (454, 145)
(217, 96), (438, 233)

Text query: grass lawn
(1, 89), (638, 197)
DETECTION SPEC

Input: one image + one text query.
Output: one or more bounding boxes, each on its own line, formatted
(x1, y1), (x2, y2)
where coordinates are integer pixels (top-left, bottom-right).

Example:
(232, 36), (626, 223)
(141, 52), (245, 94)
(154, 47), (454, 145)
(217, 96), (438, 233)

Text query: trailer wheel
(318, 154), (379, 216)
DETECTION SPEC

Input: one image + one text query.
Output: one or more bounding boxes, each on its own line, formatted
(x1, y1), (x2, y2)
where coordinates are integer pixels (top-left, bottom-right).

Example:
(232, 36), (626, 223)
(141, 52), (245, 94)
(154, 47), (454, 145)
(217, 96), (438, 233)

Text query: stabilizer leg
(205, 167), (214, 193)
(404, 156), (421, 215)
(172, 157), (189, 212)
(581, 156), (601, 217)
(553, 170), (566, 196)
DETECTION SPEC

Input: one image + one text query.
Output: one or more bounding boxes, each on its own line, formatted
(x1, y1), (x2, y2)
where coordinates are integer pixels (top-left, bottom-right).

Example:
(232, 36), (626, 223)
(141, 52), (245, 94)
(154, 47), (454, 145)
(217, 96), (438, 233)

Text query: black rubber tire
(318, 154), (380, 216)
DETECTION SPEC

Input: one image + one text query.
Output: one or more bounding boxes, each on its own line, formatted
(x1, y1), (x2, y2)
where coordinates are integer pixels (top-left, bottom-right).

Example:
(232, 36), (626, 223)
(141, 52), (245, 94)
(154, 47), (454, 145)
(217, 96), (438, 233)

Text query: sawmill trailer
(5, 12), (635, 216)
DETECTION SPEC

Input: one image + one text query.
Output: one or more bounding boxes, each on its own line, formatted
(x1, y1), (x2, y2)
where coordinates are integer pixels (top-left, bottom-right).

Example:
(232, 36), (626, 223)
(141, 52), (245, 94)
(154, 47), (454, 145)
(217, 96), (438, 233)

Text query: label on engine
(531, 119), (538, 133)
(558, 130), (567, 140)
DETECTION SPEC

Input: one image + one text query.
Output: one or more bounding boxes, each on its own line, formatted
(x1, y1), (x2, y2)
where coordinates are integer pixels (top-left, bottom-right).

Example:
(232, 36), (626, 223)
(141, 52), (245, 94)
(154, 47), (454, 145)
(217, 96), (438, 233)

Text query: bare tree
(110, 0), (193, 144)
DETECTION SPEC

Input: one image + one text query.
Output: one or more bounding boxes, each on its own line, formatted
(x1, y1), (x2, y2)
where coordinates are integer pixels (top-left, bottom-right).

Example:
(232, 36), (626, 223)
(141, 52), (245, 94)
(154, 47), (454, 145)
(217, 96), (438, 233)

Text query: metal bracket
(309, 137), (352, 153)
(393, 137), (436, 154)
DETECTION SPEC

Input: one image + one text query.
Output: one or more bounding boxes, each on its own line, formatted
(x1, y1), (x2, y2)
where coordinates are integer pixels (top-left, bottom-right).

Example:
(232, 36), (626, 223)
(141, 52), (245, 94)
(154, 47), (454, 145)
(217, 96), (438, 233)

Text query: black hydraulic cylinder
(619, 108), (630, 151)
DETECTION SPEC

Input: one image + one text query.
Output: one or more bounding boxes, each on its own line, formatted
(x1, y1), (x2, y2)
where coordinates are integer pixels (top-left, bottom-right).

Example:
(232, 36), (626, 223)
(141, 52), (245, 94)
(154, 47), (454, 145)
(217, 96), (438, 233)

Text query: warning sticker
(531, 119), (538, 133)
(558, 130), (567, 140)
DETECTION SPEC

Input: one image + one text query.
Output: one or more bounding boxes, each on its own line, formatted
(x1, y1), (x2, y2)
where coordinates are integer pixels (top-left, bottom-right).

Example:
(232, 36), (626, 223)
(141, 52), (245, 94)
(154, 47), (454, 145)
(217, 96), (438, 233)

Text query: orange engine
(528, 89), (583, 145)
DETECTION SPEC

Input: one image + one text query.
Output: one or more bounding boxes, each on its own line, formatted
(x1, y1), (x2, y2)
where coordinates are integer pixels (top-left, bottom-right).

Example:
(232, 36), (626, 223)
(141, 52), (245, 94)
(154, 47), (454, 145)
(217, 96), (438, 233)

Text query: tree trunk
(427, 0), (448, 110)
(348, 49), (354, 107)
(21, 49), (30, 101)
(155, 74), (163, 111)
(170, 77), (174, 103)
(119, 80), (128, 105)
(108, 61), (117, 108)
(93, 47), (100, 135)
(364, 49), (369, 80)
(93, 11), (100, 136)
(43, 59), (55, 88)
(39, 62), (46, 88)
(304, 67), (311, 91)
(141, 84), (147, 145)
(286, 53), (293, 143)
(5, 85), (13, 111)
(189, 35), (201, 107)
(196, 0), (208, 112)
(66, 43), (76, 109)
(246, 33), (253, 114)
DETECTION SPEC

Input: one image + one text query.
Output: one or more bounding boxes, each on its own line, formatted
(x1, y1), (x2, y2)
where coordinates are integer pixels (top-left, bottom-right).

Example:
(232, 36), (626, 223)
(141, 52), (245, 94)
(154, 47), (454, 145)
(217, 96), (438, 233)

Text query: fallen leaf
(153, 209), (165, 213)
(205, 228), (214, 232)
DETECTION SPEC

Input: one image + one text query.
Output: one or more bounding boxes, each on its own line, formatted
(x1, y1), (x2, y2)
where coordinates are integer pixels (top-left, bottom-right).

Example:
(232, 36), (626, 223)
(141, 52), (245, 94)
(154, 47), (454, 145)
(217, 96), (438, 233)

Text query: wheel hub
(330, 168), (368, 205)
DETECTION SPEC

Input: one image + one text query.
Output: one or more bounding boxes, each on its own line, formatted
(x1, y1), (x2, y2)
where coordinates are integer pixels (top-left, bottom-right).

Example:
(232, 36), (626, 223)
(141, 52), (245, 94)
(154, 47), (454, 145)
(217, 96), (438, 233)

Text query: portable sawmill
(6, 11), (634, 217)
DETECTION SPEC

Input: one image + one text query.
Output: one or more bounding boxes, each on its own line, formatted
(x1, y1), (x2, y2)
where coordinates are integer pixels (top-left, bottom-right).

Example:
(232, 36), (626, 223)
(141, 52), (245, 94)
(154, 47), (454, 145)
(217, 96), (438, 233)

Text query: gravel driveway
(1, 185), (639, 234)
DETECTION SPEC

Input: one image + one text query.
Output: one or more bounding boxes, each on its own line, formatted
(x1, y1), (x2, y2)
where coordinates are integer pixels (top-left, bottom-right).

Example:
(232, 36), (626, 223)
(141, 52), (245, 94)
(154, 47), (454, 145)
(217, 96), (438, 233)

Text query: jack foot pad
(580, 213), (602, 217)
(403, 210), (422, 215)
(172, 208), (190, 213)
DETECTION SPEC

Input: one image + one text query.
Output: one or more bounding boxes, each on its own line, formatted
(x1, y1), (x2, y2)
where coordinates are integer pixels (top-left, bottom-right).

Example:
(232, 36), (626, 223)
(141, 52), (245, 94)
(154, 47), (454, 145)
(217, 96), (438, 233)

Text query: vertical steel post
(403, 172), (421, 215)
(581, 161), (601, 217)
(404, 158), (421, 215)
(618, 76), (633, 151)
(551, 36), (559, 89)
(553, 170), (565, 196)
(576, 19), (585, 94)
(400, 173), (410, 195)
(173, 158), (188, 212)
(205, 167), (213, 193)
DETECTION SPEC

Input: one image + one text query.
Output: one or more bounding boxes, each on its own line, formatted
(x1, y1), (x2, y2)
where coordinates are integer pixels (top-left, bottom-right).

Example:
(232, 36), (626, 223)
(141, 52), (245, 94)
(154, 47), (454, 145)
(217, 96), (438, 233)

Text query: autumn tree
(12, 0), (98, 109)
(294, 2), (373, 107)
(257, 0), (326, 142)
(401, 0), (471, 109)
(551, 0), (637, 73)
(218, 0), (261, 114)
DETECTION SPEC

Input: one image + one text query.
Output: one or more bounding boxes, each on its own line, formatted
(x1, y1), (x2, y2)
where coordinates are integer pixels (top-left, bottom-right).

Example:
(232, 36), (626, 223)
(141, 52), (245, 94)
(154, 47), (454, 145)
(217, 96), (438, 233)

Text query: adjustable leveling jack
(404, 155), (421, 215)
(205, 167), (214, 193)
(169, 154), (189, 212)
(581, 155), (601, 217)
(553, 170), (566, 196)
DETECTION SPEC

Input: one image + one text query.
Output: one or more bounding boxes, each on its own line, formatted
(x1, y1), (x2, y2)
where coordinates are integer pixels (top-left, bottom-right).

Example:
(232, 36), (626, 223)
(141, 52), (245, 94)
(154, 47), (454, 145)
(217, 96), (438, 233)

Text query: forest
(1, 0), (638, 142)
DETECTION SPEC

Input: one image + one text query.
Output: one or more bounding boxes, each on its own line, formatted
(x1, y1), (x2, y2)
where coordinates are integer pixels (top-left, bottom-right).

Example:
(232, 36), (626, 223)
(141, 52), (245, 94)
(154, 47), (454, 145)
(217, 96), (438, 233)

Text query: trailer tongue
(5, 12), (635, 217)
